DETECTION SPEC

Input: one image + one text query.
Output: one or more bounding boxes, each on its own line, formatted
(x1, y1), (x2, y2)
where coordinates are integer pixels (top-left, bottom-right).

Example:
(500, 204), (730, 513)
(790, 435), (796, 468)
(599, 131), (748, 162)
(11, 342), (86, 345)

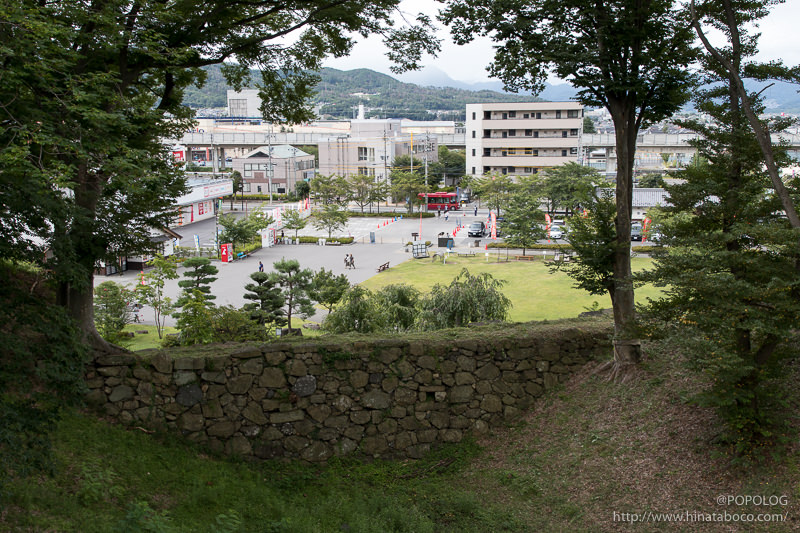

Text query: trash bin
(437, 236), (450, 247)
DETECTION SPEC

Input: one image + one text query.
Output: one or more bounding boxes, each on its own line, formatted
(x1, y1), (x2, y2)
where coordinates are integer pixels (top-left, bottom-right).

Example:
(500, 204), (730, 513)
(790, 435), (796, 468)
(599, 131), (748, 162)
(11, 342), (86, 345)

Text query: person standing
(258, 261), (264, 272)
(474, 206), (478, 217)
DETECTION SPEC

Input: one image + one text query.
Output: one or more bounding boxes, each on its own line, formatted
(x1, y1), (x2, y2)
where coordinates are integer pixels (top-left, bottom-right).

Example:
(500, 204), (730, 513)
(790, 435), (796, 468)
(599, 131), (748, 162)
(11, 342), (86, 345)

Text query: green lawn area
(120, 324), (178, 351)
(360, 255), (661, 322)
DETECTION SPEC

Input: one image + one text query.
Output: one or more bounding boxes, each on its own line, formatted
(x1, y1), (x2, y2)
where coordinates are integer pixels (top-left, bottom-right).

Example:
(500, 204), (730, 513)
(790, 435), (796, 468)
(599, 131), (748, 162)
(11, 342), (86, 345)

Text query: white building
(231, 145), (315, 195)
(465, 102), (584, 178)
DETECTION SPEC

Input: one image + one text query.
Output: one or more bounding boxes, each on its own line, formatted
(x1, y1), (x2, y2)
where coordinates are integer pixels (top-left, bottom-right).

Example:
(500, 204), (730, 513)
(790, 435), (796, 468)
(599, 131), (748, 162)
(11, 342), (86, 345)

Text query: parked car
(631, 223), (643, 241)
(468, 221), (486, 237)
(548, 226), (564, 240)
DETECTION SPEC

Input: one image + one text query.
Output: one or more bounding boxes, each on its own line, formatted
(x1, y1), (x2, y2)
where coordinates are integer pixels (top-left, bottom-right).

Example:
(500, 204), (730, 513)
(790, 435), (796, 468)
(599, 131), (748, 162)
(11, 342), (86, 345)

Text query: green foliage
(347, 174), (380, 213)
(117, 501), (174, 533)
(210, 305), (273, 343)
(176, 257), (218, 306)
(282, 210), (307, 239)
(312, 205), (349, 238)
(310, 174), (348, 206)
(503, 177), (547, 254)
(243, 272), (286, 331)
(0, 261), (88, 493)
(93, 281), (134, 344)
(295, 180), (311, 200)
(0, 0), (438, 345)
(135, 256), (179, 339)
(472, 173), (514, 216)
(323, 286), (382, 333)
(391, 171), (428, 213)
(217, 213), (264, 251)
(582, 116), (597, 134)
(271, 258), (315, 328)
(416, 269), (512, 329)
(77, 461), (124, 506)
(640, 28), (800, 453)
(428, 146), (466, 186)
(309, 269), (351, 313)
(637, 174), (666, 188)
(552, 191), (618, 297)
(374, 284), (421, 331)
(174, 289), (215, 346)
(538, 163), (603, 218)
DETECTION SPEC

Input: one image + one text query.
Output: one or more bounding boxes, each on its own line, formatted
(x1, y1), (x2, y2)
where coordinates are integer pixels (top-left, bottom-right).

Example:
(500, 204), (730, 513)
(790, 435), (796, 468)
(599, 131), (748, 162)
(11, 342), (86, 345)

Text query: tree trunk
(609, 99), (642, 370)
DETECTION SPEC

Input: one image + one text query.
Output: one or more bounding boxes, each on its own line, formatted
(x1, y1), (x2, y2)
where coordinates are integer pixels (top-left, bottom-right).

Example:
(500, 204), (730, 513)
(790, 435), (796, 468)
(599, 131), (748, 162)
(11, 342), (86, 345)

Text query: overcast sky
(322, 0), (800, 86)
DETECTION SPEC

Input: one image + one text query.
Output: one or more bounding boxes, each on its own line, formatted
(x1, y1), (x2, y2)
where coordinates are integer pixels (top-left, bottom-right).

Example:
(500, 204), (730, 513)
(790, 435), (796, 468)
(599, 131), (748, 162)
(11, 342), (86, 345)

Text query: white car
(548, 226), (564, 240)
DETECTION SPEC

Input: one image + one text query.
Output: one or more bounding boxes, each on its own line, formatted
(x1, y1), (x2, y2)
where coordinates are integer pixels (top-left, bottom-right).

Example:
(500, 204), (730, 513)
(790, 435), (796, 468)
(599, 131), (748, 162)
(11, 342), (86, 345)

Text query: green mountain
(182, 65), (541, 121)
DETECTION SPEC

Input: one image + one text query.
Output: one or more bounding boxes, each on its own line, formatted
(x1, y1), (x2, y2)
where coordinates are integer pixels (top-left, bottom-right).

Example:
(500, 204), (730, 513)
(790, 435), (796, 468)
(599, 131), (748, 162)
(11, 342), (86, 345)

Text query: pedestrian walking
(258, 261), (264, 272)
(474, 206), (478, 217)
(445, 211), (449, 222)
(349, 254), (355, 269)
(344, 254), (349, 269)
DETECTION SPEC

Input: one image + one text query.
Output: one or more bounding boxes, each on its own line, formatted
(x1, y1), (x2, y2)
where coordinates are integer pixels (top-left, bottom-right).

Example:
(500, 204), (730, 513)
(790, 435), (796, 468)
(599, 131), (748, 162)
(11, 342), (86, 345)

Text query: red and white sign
(220, 243), (233, 263)
(172, 150), (185, 162)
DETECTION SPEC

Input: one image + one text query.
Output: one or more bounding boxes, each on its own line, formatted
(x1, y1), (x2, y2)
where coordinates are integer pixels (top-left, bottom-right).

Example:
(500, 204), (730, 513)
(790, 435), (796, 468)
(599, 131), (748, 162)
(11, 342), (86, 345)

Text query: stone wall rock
(86, 322), (611, 462)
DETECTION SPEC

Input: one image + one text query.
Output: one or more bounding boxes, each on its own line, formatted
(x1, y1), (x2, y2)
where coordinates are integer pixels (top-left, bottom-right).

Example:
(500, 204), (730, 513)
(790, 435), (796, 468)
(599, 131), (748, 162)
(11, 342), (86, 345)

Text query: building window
(508, 130), (516, 136)
(524, 167), (532, 173)
(556, 110), (562, 119)
(509, 111), (516, 118)
(472, 167), (476, 174)
(502, 112), (508, 119)
(472, 130), (476, 138)
(562, 149), (568, 157)
(472, 112), (476, 120)
(562, 131), (568, 138)
(483, 148), (490, 156)
(570, 147), (578, 154)
(523, 113), (529, 118)
(472, 149), (476, 156)
(570, 129), (578, 136)
(534, 131), (539, 138)
(536, 113), (542, 119)
(484, 111), (491, 119)
(568, 109), (579, 118)
(484, 129), (491, 138)
(525, 129), (532, 136)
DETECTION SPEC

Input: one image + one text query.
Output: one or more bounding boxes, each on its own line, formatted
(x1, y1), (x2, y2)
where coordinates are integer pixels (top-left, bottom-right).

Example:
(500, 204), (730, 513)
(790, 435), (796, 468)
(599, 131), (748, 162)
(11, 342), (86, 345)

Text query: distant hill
(181, 65), (800, 119)
(182, 65), (544, 121)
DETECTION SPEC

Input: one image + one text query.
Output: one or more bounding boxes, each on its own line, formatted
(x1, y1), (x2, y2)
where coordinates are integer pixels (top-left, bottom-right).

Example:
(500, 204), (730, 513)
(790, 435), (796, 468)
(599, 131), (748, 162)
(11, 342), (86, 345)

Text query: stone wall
(85, 321), (612, 461)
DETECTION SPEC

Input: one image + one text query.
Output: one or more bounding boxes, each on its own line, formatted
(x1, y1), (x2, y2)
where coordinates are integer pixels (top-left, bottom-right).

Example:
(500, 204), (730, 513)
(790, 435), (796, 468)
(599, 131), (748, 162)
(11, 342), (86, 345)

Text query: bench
(236, 252), (249, 260)
(515, 255), (536, 261)
(376, 261), (390, 273)
(457, 251), (476, 257)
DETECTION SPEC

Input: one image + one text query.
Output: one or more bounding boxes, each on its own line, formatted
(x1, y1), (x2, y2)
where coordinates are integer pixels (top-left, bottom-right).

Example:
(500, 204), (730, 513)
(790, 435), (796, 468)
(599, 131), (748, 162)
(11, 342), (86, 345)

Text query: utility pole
(267, 127), (274, 205)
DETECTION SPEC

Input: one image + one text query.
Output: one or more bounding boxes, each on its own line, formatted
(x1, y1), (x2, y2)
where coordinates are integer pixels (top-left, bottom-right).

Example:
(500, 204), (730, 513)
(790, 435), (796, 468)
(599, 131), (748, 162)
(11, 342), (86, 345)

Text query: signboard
(203, 182), (233, 198)
(220, 243), (233, 263)
(193, 234), (200, 251)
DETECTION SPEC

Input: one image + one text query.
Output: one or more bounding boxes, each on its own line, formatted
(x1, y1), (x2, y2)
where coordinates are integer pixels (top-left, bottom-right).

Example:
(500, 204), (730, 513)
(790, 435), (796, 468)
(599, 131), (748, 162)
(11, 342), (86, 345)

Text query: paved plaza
(104, 204), (496, 326)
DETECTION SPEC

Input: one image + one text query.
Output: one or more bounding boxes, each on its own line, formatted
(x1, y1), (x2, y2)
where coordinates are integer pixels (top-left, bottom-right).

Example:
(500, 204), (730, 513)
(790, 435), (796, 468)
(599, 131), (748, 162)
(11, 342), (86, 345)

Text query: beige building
(317, 119), (438, 183)
(465, 102), (584, 178)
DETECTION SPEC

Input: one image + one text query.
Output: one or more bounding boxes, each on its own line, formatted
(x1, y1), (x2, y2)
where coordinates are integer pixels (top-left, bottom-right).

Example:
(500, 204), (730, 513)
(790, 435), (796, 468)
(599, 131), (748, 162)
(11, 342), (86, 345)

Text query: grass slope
(3, 341), (798, 532)
(360, 256), (661, 322)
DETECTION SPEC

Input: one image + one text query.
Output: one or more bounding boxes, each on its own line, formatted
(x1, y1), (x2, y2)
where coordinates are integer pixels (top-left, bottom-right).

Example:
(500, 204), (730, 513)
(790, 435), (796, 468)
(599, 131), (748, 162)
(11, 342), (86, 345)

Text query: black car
(468, 221), (486, 237)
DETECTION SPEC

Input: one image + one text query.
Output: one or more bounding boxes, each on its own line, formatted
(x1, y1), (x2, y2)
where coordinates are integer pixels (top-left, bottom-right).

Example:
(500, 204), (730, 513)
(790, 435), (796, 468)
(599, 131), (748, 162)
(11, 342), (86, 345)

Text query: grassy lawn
(120, 324), (179, 351)
(360, 255), (662, 322)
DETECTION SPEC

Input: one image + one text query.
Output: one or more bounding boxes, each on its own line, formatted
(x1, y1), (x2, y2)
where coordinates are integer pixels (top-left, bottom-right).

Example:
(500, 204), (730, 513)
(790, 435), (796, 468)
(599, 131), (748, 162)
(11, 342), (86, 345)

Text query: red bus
(419, 191), (460, 212)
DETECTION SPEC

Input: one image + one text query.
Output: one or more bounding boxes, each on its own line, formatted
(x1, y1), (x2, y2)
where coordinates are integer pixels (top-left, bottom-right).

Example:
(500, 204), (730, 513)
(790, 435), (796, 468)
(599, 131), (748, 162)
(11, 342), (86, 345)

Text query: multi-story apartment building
(465, 102), (584, 178)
